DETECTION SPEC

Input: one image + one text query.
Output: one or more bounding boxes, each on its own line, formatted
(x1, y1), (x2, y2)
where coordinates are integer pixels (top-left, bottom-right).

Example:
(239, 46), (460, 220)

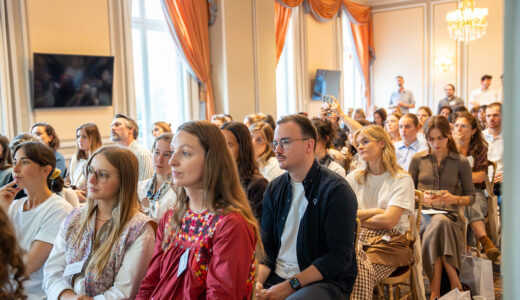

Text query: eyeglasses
(86, 166), (118, 184)
(270, 138), (309, 151)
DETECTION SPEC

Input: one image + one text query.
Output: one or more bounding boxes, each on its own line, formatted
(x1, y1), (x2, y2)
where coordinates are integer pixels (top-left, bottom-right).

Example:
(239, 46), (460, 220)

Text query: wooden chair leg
(388, 283), (394, 300)
(395, 285), (400, 300)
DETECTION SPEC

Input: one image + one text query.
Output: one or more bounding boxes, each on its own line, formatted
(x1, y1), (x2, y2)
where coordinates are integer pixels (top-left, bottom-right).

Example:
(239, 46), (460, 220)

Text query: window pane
(145, 0), (165, 21)
(132, 0), (141, 18)
(131, 28), (146, 141)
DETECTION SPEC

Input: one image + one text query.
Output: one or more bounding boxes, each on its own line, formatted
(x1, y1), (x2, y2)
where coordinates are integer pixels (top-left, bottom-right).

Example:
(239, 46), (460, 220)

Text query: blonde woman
(249, 122), (285, 182)
(346, 125), (415, 299)
(43, 146), (155, 300)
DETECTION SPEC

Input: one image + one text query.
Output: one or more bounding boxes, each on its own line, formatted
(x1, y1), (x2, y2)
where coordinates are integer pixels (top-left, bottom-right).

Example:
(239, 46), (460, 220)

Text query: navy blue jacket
(260, 160), (358, 294)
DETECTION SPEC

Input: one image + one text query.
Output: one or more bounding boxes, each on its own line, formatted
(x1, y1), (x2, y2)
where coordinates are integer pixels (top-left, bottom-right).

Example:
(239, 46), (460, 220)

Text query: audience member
(483, 103), (503, 197)
(211, 114), (228, 127)
(453, 113), (500, 262)
(257, 114), (357, 299)
(138, 133), (176, 221)
(151, 121), (172, 138)
(136, 121), (260, 299)
(395, 113), (427, 171)
(389, 76), (415, 114)
(249, 122), (285, 182)
(311, 117), (346, 177)
(0, 209), (26, 299)
(437, 84), (464, 112)
(373, 108), (387, 128)
(0, 135), (13, 187)
(417, 106), (433, 137)
(65, 123), (102, 202)
(110, 114), (153, 180)
(347, 125), (414, 299)
(454, 106), (469, 114)
(319, 101), (349, 150)
(353, 109), (366, 122)
(469, 75), (497, 109)
(385, 113), (402, 143)
(221, 122), (268, 221)
(244, 113), (266, 127)
(43, 146), (155, 299)
(408, 116), (475, 299)
(0, 141), (73, 299)
(30, 122), (66, 175)
(438, 106), (452, 119)
(477, 105), (488, 130)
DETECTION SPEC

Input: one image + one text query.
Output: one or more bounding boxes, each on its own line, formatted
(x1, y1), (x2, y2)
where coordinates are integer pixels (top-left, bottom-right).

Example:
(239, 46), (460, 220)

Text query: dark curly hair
(220, 122), (259, 183)
(0, 210), (26, 299)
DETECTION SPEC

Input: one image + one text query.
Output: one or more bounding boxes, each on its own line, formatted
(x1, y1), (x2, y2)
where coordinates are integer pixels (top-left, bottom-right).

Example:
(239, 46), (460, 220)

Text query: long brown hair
(0, 209), (26, 299)
(76, 123), (103, 160)
(454, 112), (488, 152)
(424, 115), (459, 154)
(220, 122), (259, 183)
(31, 122), (60, 150)
(75, 146), (141, 278)
(163, 121), (263, 256)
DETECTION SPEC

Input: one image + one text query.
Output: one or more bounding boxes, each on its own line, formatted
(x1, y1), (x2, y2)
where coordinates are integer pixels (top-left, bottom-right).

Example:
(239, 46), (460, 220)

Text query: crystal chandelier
(446, 0), (488, 43)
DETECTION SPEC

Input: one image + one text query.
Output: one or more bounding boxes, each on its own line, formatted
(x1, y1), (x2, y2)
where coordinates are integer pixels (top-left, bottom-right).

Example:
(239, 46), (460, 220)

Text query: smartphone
(322, 95), (333, 104)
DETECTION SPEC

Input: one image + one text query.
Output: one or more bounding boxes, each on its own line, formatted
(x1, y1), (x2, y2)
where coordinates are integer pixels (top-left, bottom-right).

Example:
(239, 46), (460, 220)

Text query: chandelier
(446, 0), (488, 43)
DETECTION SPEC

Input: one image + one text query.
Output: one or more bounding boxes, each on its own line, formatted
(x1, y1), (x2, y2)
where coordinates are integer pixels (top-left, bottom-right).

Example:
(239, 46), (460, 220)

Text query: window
(276, 14), (296, 119)
(132, 0), (188, 147)
(342, 15), (364, 111)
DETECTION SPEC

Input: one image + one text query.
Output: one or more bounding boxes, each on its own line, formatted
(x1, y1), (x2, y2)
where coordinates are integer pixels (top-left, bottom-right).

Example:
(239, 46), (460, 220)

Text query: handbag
(438, 288), (471, 300)
(459, 254), (495, 300)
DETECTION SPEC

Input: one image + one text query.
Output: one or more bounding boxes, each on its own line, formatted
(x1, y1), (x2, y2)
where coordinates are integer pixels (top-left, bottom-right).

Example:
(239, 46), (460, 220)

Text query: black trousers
(264, 272), (349, 300)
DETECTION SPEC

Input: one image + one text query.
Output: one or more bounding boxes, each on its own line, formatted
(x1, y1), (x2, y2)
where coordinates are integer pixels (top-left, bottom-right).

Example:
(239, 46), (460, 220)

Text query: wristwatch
(289, 277), (302, 290)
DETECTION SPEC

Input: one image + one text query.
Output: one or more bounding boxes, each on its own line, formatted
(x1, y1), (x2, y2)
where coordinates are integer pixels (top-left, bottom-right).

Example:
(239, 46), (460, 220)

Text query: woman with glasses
(136, 121), (261, 300)
(408, 116), (475, 299)
(221, 122), (268, 221)
(0, 141), (73, 299)
(138, 133), (176, 221)
(43, 146), (155, 300)
(249, 122), (285, 182)
(453, 112), (500, 262)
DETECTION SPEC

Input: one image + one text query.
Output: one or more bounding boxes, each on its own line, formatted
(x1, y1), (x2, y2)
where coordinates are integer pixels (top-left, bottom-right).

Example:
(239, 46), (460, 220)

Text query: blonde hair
(74, 146), (141, 278)
(353, 125), (405, 184)
(249, 122), (274, 167)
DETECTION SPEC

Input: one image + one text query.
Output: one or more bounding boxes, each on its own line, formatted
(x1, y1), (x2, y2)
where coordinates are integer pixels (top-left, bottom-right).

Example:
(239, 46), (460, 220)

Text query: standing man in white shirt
(389, 76), (415, 114)
(110, 114), (153, 180)
(469, 75), (498, 109)
(394, 113), (427, 171)
(482, 103), (503, 199)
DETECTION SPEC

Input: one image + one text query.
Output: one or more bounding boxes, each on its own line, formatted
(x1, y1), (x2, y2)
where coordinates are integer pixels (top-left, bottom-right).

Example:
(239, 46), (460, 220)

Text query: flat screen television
(312, 69), (341, 100)
(32, 53), (114, 108)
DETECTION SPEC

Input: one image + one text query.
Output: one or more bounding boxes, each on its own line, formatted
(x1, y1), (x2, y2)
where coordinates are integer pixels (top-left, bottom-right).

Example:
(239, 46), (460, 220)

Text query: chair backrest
(487, 160), (497, 195)
(414, 190), (423, 233)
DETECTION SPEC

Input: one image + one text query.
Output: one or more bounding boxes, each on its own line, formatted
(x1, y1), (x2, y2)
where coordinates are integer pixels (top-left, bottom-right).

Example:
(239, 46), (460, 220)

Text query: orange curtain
(162, 0), (215, 120)
(275, 3), (292, 64)
(276, 0), (304, 8)
(308, 0), (341, 21)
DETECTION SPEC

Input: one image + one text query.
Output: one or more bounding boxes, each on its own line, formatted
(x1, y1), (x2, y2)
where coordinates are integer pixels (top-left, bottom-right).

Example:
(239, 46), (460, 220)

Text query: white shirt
(275, 180), (308, 279)
(259, 156), (285, 182)
(327, 160), (346, 177)
(127, 140), (154, 181)
(8, 194), (73, 300)
(469, 88), (498, 107)
(483, 128), (503, 177)
(347, 170), (415, 233)
(394, 138), (428, 172)
(137, 178), (177, 221)
(43, 218), (155, 300)
(68, 156), (88, 188)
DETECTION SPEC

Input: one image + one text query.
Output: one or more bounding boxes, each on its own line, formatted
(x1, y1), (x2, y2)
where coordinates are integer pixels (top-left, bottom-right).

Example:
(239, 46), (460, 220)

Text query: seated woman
(43, 146), (155, 300)
(453, 112), (500, 262)
(0, 135), (13, 187)
(438, 106), (453, 119)
(373, 108), (387, 128)
(138, 133), (177, 221)
(0, 208), (26, 299)
(151, 121), (172, 139)
(31, 122), (66, 175)
(408, 116), (475, 299)
(136, 121), (261, 299)
(417, 106), (433, 131)
(0, 141), (73, 299)
(221, 122), (268, 221)
(346, 125), (415, 299)
(66, 123), (102, 202)
(385, 112), (402, 144)
(311, 117), (346, 177)
(249, 122), (285, 182)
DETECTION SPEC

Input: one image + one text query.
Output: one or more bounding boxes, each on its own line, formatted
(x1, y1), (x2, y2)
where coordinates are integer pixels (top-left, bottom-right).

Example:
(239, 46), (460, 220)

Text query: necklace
(96, 216), (112, 222)
(145, 174), (172, 217)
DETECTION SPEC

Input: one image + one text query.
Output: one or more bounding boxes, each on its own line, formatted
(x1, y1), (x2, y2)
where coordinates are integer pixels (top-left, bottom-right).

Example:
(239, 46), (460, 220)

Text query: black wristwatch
(289, 277), (302, 290)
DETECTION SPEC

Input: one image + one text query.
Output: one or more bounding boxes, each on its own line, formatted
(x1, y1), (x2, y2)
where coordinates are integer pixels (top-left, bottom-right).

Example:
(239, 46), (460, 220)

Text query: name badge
(177, 248), (190, 277)
(63, 260), (85, 277)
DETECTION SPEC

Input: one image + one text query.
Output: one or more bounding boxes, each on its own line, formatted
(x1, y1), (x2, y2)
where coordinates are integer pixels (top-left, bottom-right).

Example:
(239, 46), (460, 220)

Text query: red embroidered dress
(136, 208), (256, 300)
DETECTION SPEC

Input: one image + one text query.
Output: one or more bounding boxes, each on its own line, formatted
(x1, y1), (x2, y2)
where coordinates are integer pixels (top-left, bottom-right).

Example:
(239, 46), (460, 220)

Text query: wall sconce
(435, 56), (454, 72)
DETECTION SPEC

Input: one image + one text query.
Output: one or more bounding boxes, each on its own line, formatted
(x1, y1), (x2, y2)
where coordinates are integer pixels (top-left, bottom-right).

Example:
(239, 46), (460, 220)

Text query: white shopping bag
(459, 254), (495, 300)
(438, 288), (471, 300)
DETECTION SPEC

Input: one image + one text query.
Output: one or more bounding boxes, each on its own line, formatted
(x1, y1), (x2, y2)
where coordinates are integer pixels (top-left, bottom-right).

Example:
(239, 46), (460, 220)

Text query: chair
(476, 160), (501, 254)
(376, 190), (423, 300)
(349, 218), (362, 300)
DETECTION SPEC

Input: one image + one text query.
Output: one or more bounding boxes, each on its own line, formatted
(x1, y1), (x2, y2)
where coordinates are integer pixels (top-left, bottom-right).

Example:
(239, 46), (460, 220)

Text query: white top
(469, 88), (498, 107)
(58, 187), (80, 208)
(8, 194), (73, 300)
(275, 180), (307, 279)
(68, 156), (88, 188)
(43, 219), (155, 300)
(327, 160), (346, 177)
(127, 141), (154, 181)
(137, 178), (177, 221)
(259, 156), (285, 182)
(394, 138), (428, 172)
(483, 128), (503, 178)
(346, 170), (415, 233)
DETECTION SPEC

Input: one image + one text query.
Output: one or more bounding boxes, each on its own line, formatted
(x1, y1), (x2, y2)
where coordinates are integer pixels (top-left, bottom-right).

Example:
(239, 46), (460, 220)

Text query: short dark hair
(438, 106), (452, 115)
(396, 75), (404, 80)
(114, 113), (139, 139)
(277, 114), (317, 149)
(446, 83), (455, 91)
(453, 106), (468, 113)
(30, 122), (60, 150)
(481, 74), (492, 81)
(486, 102), (502, 114)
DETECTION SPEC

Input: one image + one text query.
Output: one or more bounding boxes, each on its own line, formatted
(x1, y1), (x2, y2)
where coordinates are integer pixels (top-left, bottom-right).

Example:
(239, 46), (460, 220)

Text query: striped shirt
(128, 140), (154, 181)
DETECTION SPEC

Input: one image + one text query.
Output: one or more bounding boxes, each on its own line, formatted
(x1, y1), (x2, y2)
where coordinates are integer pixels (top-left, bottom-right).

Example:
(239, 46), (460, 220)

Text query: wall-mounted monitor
(312, 69), (341, 100)
(33, 53), (114, 108)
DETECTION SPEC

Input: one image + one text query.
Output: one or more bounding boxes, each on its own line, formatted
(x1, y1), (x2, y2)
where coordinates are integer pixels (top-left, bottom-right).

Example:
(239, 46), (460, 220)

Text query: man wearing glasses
(256, 114), (358, 300)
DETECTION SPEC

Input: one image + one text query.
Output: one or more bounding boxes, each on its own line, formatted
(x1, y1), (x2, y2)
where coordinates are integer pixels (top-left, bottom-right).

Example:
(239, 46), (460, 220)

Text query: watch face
(289, 278), (301, 290)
